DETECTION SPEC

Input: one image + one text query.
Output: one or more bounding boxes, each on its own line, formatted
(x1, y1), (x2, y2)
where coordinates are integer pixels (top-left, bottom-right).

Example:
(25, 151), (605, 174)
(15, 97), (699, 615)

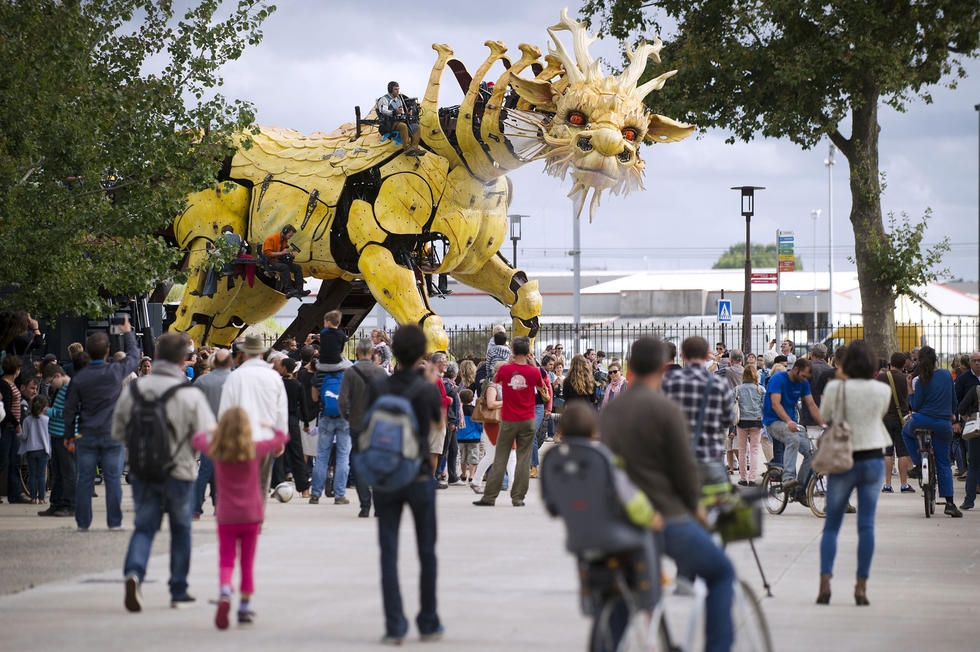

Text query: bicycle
(915, 428), (938, 517)
(759, 463), (822, 516)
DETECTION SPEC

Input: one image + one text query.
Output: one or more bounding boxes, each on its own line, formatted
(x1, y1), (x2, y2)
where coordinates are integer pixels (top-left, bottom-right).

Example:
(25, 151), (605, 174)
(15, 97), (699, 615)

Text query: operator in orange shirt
(263, 224), (310, 299)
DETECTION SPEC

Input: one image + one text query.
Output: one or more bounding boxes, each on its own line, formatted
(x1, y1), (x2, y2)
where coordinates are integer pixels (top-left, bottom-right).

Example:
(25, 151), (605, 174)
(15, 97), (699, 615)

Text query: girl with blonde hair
(562, 354), (597, 408)
(192, 406), (288, 630)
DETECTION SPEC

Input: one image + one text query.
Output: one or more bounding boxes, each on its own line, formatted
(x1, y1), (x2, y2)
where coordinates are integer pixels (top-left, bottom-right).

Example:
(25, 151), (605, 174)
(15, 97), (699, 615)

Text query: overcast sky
(213, 0), (980, 282)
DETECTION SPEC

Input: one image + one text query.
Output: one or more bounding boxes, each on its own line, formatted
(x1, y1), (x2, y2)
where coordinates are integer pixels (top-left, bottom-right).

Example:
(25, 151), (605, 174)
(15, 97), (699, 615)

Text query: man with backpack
(338, 337), (389, 517)
(361, 325), (444, 644)
(111, 332), (216, 612)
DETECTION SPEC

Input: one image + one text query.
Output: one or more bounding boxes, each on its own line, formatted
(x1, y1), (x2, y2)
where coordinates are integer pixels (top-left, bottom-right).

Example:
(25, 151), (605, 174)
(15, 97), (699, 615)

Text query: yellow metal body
(171, 10), (693, 351)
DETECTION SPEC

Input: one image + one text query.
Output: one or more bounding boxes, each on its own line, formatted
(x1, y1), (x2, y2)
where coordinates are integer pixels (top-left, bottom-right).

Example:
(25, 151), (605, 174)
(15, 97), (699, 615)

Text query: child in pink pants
(193, 406), (287, 629)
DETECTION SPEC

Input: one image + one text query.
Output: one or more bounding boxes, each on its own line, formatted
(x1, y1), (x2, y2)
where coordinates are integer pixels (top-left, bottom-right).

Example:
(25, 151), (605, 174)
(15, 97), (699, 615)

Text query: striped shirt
(46, 383), (70, 438)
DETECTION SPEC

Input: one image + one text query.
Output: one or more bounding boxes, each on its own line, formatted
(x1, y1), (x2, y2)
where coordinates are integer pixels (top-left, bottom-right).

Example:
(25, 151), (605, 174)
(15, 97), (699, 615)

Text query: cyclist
(763, 358), (826, 502)
(601, 336), (735, 652)
(901, 346), (961, 517)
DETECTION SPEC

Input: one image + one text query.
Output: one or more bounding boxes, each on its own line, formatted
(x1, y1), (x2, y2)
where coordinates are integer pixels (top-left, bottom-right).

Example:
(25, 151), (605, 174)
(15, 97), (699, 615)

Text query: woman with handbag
(470, 364), (514, 493)
(876, 352), (913, 493)
(816, 340), (891, 607)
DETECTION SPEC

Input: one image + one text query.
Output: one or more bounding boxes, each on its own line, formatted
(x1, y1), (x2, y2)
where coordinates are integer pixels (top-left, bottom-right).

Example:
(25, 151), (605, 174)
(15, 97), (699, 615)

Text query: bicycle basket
(715, 487), (764, 543)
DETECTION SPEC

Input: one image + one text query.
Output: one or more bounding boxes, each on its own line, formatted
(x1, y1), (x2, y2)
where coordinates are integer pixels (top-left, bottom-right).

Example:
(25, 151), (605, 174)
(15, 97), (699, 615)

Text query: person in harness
(376, 81), (424, 156)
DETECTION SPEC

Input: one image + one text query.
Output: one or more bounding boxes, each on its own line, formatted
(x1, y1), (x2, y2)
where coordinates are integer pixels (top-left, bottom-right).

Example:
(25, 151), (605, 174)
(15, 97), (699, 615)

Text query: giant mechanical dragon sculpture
(171, 9), (693, 351)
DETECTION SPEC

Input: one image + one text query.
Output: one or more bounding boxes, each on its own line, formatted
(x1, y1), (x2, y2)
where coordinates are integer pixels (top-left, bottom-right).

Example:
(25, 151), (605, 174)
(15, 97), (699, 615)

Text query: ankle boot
(854, 577), (869, 606)
(816, 574), (831, 604)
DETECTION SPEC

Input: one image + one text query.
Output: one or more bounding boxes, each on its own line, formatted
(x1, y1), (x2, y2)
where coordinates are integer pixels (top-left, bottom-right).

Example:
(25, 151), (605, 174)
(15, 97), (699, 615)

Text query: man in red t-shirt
(474, 336), (548, 507)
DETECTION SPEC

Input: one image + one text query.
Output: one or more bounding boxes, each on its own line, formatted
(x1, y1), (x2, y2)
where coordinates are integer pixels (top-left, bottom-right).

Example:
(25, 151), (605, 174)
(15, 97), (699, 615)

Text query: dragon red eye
(622, 127), (638, 142)
(567, 111), (587, 126)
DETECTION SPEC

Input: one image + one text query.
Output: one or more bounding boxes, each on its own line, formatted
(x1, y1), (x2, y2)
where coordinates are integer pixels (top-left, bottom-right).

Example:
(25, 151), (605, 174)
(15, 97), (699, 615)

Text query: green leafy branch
(848, 209), (950, 299)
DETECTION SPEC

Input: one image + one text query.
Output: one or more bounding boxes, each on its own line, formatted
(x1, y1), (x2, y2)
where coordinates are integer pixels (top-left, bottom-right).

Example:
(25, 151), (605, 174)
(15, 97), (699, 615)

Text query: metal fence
(346, 319), (979, 363)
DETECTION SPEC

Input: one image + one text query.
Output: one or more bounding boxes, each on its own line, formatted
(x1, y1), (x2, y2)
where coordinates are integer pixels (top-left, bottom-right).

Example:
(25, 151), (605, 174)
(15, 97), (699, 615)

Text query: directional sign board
(751, 272), (778, 284)
(718, 299), (732, 323)
(777, 230), (795, 272)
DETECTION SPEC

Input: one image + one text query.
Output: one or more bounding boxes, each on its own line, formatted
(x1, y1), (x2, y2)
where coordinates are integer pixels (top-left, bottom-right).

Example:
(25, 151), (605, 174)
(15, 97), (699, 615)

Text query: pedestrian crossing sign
(718, 299), (732, 323)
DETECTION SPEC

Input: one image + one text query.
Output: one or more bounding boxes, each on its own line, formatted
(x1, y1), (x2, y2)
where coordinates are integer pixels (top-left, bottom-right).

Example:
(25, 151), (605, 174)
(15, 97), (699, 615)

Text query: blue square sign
(718, 299), (732, 323)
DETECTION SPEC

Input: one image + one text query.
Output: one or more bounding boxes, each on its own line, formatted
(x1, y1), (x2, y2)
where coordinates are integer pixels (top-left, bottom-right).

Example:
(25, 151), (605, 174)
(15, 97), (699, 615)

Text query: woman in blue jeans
(901, 346), (960, 517)
(817, 341), (891, 606)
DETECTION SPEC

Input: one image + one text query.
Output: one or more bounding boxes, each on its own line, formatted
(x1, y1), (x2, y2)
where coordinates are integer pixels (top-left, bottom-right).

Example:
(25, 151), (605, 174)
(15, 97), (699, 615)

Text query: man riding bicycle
(763, 359), (827, 501)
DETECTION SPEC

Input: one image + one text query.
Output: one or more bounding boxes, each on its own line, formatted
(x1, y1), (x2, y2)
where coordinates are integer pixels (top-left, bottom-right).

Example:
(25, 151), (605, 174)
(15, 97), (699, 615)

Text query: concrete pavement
(1, 467), (978, 651)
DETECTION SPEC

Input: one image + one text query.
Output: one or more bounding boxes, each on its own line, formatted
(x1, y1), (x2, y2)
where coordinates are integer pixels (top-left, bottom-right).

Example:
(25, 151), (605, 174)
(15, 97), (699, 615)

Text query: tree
(712, 243), (802, 270)
(0, 0), (275, 318)
(580, 0), (979, 357)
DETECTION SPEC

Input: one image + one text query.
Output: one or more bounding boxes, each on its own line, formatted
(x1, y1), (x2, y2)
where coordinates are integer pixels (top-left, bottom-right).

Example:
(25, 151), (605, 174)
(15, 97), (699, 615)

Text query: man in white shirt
(219, 334), (288, 492)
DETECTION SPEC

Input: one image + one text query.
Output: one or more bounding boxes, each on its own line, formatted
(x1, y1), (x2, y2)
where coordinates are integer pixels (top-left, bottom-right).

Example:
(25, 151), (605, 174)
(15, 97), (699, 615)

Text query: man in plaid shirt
(663, 336), (736, 464)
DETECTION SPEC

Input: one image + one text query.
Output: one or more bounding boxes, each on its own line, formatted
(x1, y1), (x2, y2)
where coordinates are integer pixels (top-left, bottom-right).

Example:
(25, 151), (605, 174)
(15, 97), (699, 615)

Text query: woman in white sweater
(815, 340), (891, 607)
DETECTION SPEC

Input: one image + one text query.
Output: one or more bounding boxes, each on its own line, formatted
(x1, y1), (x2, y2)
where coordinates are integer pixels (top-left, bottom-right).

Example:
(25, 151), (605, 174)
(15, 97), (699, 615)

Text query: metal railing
(342, 319), (979, 363)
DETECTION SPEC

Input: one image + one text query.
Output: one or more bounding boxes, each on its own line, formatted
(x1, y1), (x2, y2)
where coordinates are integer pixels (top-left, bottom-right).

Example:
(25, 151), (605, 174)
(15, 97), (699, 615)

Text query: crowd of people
(2, 306), (979, 649)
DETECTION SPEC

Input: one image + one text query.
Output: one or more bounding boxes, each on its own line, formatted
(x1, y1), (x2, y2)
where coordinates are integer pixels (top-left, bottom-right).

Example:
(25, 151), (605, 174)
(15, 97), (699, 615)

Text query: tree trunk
(841, 80), (899, 361)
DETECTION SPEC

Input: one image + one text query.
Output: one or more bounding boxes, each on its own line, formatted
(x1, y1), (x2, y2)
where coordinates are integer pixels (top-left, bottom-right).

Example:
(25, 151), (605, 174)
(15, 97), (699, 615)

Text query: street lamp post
(975, 104), (980, 344)
(812, 209), (821, 339)
(732, 186), (765, 354)
(508, 214), (526, 268)
(824, 144), (836, 329)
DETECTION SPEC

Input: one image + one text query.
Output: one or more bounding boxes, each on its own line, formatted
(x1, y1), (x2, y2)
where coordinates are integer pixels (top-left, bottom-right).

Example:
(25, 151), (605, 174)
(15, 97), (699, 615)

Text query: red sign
(777, 260), (795, 272)
(750, 273), (777, 285)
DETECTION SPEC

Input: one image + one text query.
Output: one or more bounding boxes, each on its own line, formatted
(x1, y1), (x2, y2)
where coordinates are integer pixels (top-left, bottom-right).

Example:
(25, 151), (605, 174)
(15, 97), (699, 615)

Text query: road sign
(778, 259), (795, 272)
(718, 299), (732, 323)
(751, 272), (778, 284)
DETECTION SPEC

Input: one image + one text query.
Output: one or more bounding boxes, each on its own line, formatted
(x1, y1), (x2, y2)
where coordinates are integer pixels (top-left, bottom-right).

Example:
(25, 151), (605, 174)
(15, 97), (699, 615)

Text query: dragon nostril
(617, 150), (632, 163)
(577, 136), (593, 152)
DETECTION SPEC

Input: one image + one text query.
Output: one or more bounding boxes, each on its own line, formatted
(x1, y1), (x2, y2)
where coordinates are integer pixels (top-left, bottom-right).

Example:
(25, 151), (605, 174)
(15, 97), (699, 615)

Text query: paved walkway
(1, 467), (977, 651)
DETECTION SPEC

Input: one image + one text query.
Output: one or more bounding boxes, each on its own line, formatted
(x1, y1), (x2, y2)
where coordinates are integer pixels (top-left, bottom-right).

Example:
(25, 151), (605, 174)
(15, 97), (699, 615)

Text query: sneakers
(959, 502), (974, 510)
(473, 499), (494, 507)
(309, 495), (319, 504)
(334, 496), (350, 505)
(782, 479), (799, 493)
(237, 609), (255, 624)
(901, 485), (916, 493)
(124, 574), (142, 613)
(53, 509), (74, 517)
(881, 485), (893, 493)
(420, 625), (445, 642)
(437, 482), (449, 490)
(907, 466), (921, 479)
(38, 505), (57, 516)
(380, 634), (404, 646)
(171, 594), (197, 609)
(469, 484), (483, 494)
(945, 503), (963, 518)
(845, 503), (856, 514)
(358, 507), (370, 518)
(512, 500), (525, 507)
(215, 596), (231, 630)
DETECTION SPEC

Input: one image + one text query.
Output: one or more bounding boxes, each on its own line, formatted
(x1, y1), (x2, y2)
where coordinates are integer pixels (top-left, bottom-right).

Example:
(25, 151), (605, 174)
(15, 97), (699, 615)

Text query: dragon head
(507, 9), (694, 221)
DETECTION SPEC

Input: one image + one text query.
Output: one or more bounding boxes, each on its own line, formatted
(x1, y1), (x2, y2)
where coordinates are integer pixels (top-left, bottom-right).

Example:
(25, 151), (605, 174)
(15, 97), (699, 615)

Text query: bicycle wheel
(807, 472), (828, 518)
(618, 605), (672, 652)
(922, 456), (932, 518)
(590, 594), (638, 652)
(928, 452), (937, 516)
(761, 469), (788, 515)
(732, 578), (774, 652)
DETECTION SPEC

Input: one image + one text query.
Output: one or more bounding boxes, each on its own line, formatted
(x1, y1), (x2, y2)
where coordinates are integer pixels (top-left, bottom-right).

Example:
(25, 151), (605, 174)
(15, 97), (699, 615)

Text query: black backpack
(126, 382), (190, 484)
